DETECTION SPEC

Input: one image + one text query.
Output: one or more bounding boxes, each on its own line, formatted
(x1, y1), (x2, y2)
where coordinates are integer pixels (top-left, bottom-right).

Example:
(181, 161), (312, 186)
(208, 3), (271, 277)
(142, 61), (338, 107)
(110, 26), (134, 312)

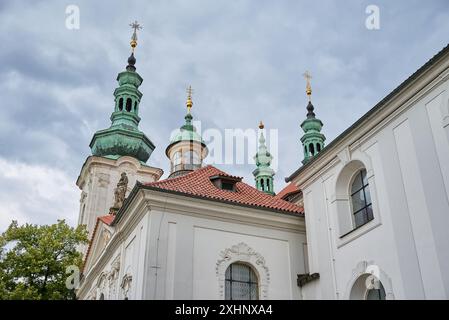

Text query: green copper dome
(300, 101), (325, 164)
(166, 113), (206, 153)
(165, 88), (209, 179)
(90, 52), (155, 163)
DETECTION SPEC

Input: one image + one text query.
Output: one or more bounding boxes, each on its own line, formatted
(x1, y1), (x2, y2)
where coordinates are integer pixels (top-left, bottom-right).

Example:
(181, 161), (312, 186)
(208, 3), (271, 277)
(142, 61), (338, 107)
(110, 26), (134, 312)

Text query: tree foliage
(0, 220), (88, 300)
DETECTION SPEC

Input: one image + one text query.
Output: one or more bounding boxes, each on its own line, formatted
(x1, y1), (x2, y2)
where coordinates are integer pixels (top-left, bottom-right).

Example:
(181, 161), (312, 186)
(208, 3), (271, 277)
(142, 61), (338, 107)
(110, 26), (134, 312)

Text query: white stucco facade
(290, 48), (449, 300)
(77, 189), (306, 300)
(76, 45), (449, 300)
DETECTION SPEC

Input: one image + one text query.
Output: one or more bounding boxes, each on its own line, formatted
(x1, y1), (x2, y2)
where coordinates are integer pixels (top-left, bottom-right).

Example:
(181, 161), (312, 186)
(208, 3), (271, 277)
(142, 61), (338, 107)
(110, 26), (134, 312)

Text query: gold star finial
(303, 71), (312, 101)
(186, 85), (194, 113)
(129, 20), (142, 52)
(259, 121), (264, 129)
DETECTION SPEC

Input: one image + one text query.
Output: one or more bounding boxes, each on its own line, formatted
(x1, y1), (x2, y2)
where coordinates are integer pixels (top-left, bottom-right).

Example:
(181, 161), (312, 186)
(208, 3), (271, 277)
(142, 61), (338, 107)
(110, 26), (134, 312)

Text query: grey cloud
(0, 0), (448, 230)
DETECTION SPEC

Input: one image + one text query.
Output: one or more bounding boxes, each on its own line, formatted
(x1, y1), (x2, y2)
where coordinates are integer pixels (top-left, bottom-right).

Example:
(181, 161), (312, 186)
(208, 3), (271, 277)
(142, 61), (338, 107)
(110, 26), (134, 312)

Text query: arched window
(309, 143), (315, 156)
(118, 98), (123, 111)
(350, 169), (373, 228)
(134, 101), (137, 111)
(183, 151), (192, 168)
(173, 151), (182, 171)
(126, 98), (132, 112)
(317, 143), (321, 153)
(261, 179), (265, 191)
(99, 293), (105, 300)
(225, 263), (259, 300)
(183, 150), (201, 169)
(189, 151), (201, 165)
(335, 160), (376, 236)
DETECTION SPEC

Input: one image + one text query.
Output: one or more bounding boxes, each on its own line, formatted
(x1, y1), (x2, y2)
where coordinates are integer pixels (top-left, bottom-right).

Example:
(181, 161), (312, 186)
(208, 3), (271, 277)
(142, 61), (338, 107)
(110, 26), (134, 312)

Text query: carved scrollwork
(121, 273), (132, 299)
(215, 242), (270, 299)
(108, 257), (121, 299)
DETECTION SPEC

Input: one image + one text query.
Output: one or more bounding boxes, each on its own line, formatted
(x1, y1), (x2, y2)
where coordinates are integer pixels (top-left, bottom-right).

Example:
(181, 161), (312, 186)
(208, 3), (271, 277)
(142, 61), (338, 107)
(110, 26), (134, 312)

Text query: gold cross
(303, 70), (312, 82)
(186, 85), (194, 99)
(130, 21), (142, 35)
(129, 21), (142, 51)
(303, 71), (312, 100)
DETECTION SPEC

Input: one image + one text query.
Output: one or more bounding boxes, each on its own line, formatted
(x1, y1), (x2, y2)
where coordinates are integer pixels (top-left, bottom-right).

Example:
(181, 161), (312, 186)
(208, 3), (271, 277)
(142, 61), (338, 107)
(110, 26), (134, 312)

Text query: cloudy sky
(0, 0), (448, 231)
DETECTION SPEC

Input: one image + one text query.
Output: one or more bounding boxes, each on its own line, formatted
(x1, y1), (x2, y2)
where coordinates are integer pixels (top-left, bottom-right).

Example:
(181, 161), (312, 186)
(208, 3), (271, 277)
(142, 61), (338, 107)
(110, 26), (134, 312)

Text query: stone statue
(110, 172), (129, 214)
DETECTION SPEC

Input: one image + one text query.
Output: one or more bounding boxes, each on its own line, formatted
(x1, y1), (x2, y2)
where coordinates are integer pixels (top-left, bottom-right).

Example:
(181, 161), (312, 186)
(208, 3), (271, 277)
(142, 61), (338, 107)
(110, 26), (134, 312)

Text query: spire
(303, 71), (316, 118)
(126, 21), (141, 72)
(89, 22), (155, 163)
(182, 85), (194, 131)
(303, 70), (312, 101)
(165, 86), (208, 178)
(253, 121), (275, 195)
(186, 85), (193, 114)
(300, 71), (325, 165)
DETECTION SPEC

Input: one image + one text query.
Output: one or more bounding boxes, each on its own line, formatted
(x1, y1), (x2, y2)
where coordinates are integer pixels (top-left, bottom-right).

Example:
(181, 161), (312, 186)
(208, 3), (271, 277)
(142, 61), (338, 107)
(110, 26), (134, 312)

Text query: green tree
(0, 220), (88, 300)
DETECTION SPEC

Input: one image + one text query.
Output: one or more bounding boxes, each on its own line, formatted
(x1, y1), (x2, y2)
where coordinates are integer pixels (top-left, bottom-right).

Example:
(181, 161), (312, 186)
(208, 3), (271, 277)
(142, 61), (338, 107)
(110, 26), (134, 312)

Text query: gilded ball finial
(186, 85), (194, 113)
(259, 121), (264, 129)
(129, 20), (142, 52)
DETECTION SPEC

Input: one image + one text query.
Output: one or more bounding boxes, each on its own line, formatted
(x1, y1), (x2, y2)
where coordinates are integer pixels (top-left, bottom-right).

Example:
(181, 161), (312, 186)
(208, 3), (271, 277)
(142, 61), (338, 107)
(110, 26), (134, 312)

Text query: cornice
(76, 155), (163, 188)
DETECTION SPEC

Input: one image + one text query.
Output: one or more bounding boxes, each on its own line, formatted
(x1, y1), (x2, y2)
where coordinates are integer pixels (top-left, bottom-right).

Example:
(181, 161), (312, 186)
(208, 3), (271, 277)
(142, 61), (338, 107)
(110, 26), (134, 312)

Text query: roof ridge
(238, 182), (302, 206)
(146, 165), (243, 186)
(146, 165), (215, 186)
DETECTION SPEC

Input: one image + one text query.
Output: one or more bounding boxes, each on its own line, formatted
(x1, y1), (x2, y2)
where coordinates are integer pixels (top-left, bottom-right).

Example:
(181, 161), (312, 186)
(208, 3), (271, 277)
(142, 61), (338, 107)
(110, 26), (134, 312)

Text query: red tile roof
(83, 167), (303, 273)
(144, 165), (304, 215)
(275, 182), (301, 200)
(98, 214), (115, 225)
(82, 214), (114, 272)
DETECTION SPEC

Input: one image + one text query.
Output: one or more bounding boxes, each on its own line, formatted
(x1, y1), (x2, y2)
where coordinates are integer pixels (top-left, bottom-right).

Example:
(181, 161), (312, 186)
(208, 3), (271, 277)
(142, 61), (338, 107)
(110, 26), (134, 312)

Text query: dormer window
(221, 181), (235, 191)
(210, 175), (242, 192)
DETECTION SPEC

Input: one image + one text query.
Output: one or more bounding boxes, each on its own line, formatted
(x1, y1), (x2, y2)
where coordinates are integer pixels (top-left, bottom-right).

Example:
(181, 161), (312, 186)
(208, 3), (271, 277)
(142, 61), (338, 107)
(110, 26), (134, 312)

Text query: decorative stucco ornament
(215, 242), (270, 299)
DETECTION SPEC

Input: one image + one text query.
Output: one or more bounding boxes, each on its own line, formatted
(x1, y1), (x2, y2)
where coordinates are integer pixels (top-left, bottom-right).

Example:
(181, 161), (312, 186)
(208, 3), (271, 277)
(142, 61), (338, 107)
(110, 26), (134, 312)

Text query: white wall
(142, 206), (306, 300)
(79, 192), (306, 301)
(297, 71), (449, 300)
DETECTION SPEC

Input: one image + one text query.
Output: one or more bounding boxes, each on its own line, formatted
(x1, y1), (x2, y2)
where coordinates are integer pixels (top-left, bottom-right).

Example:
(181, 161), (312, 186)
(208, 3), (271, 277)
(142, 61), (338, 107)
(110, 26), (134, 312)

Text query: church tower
(76, 22), (163, 240)
(300, 71), (325, 164)
(253, 121), (275, 195)
(165, 86), (208, 178)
